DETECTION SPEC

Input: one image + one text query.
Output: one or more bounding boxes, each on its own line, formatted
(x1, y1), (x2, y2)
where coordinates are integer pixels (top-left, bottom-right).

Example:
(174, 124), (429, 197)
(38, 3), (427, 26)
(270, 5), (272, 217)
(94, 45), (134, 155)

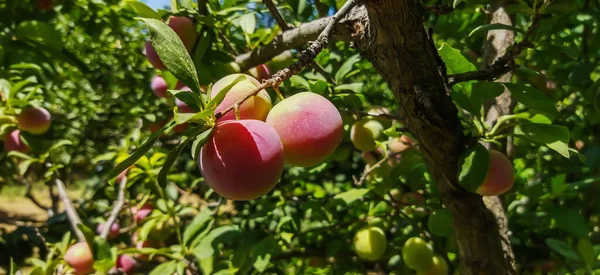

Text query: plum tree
(476, 150), (515, 196)
(353, 227), (388, 261)
(351, 119), (384, 152)
(111, 255), (137, 275)
(96, 222), (120, 240)
(417, 255), (449, 275)
(248, 64), (271, 81)
(402, 237), (434, 271)
(3, 130), (29, 153)
(167, 17), (197, 51)
(388, 135), (413, 153)
(211, 74), (271, 121)
(199, 120), (284, 200)
(266, 92), (343, 167)
(150, 76), (168, 98)
(64, 242), (94, 275)
(18, 106), (51, 134)
(145, 42), (167, 70)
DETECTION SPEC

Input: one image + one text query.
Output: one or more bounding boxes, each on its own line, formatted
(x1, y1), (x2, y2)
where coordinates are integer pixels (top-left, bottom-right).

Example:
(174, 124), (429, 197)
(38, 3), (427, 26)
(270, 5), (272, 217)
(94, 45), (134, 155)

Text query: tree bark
(349, 1), (516, 273)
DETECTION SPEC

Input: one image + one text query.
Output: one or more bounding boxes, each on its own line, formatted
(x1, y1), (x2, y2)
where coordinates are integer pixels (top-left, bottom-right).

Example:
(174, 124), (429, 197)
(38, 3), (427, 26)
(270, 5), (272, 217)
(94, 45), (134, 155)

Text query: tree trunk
(351, 1), (516, 273)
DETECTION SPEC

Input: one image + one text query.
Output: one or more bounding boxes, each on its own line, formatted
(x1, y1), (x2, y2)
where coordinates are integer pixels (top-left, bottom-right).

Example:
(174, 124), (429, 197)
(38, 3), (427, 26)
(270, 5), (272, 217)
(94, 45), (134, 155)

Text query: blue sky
(143, 0), (170, 9)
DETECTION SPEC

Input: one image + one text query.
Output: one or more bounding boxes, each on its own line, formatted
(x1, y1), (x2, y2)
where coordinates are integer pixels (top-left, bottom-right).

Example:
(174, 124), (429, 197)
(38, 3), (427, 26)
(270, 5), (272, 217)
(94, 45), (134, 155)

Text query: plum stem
(101, 176), (127, 240)
(273, 85), (285, 101)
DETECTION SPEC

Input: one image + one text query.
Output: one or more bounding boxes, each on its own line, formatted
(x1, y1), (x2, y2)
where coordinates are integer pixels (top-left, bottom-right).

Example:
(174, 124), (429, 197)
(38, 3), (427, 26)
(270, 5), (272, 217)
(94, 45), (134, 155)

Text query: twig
(354, 152), (401, 186)
(216, 0), (358, 119)
(55, 178), (85, 242)
(100, 176), (127, 239)
(17, 177), (53, 216)
(262, 0), (337, 84)
(447, 14), (541, 85)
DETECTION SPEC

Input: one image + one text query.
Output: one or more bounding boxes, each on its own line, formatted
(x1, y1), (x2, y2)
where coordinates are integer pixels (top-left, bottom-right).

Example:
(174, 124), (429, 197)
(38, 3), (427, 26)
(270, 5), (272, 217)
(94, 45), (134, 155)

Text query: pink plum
(132, 203), (153, 222)
(18, 106), (51, 134)
(110, 255), (137, 275)
(145, 42), (167, 70)
(168, 17), (198, 52)
(3, 130), (29, 153)
(248, 64), (271, 82)
(150, 76), (168, 98)
(266, 92), (343, 167)
(211, 74), (271, 121)
(64, 242), (94, 275)
(199, 120), (284, 200)
(476, 150), (515, 196)
(96, 222), (120, 240)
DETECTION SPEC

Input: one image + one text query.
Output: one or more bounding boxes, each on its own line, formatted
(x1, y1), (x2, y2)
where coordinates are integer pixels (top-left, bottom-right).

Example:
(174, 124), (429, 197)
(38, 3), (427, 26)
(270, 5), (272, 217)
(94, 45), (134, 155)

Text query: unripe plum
(351, 119), (383, 152)
(476, 150), (515, 196)
(417, 255), (449, 275)
(18, 106), (51, 135)
(267, 50), (294, 72)
(248, 64), (271, 81)
(151, 76), (168, 98)
(168, 17), (198, 52)
(353, 227), (388, 261)
(111, 255), (137, 275)
(3, 130), (29, 153)
(402, 237), (434, 271)
(199, 120), (284, 200)
(388, 135), (413, 153)
(64, 242), (94, 275)
(145, 42), (167, 70)
(211, 74), (271, 121)
(266, 92), (343, 167)
(96, 222), (120, 240)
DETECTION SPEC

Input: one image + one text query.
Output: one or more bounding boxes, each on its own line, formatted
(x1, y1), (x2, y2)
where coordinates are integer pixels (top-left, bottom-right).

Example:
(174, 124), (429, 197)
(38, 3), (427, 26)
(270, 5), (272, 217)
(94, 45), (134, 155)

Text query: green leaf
(512, 112), (552, 124)
(514, 123), (570, 157)
(470, 81), (505, 115)
(47, 140), (73, 153)
(540, 43), (579, 60)
(335, 54), (361, 83)
(546, 238), (581, 261)
(92, 237), (112, 262)
(577, 239), (595, 266)
(290, 75), (310, 89)
(250, 236), (277, 272)
(191, 127), (214, 160)
(183, 208), (214, 246)
(503, 83), (558, 119)
(309, 80), (328, 95)
(16, 21), (63, 51)
(334, 83), (363, 93)
(333, 188), (369, 205)
(9, 258), (17, 275)
(126, 1), (162, 19)
(468, 24), (524, 37)
(157, 133), (195, 188)
(149, 261), (178, 275)
(549, 206), (590, 238)
(169, 89), (202, 112)
(108, 121), (174, 180)
(192, 226), (239, 259)
(17, 159), (34, 175)
(550, 174), (568, 196)
(206, 75), (246, 110)
(457, 143), (489, 193)
(438, 44), (477, 74)
(238, 13), (256, 35)
(77, 223), (96, 247)
(140, 18), (201, 95)
(199, 257), (213, 274)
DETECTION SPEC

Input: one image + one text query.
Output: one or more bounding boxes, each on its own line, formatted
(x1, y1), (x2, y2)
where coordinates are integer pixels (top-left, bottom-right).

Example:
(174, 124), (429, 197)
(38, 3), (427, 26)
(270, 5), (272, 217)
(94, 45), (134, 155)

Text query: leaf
(540, 43), (579, 60)
(458, 143), (489, 193)
(126, 1), (162, 19)
(149, 261), (178, 275)
(16, 21), (63, 51)
(77, 224), (96, 247)
(157, 133), (195, 188)
(546, 238), (581, 260)
(47, 140), (73, 153)
(438, 44), (477, 74)
(192, 226), (239, 259)
(334, 83), (363, 93)
(141, 18), (201, 95)
(17, 159), (34, 175)
(238, 13), (256, 35)
(514, 123), (570, 157)
(470, 81), (505, 115)
(206, 75), (246, 110)
(183, 208), (213, 246)
(9, 258), (17, 275)
(169, 89), (202, 113)
(550, 174), (568, 196)
(290, 75), (310, 89)
(309, 80), (328, 95)
(198, 257), (213, 274)
(512, 112), (552, 124)
(503, 83), (558, 119)
(251, 236), (277, 272)
(92, 237), (112, 261)
(191, 127), (214, 159)
(333, 188), (369, 205)
(107, 121), (174, 180)
(577, 239), (595, 266)
(549, 206), (590, 238)
(468, 24), (524, 37)
(335, 54), (361, 83)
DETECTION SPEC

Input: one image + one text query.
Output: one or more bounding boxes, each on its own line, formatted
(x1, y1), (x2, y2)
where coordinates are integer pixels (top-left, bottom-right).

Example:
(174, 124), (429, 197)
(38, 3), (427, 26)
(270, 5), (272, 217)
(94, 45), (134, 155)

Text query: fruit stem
(273, 85), (285, 101)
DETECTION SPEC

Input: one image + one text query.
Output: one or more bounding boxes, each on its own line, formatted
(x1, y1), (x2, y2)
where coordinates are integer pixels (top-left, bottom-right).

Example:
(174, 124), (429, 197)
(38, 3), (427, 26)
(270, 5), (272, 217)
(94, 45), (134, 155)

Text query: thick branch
(101, 176), (127, 239)
(55, 178), (85, 242)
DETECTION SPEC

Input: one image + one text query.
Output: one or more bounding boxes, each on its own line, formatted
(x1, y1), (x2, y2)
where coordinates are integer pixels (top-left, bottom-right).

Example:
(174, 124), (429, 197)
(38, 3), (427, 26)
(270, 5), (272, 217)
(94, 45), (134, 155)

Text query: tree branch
(216, 0), (359, 119)
(447, 14), (541, 85)
(100, 176), (127, 239)
(55, 178), (85, 242)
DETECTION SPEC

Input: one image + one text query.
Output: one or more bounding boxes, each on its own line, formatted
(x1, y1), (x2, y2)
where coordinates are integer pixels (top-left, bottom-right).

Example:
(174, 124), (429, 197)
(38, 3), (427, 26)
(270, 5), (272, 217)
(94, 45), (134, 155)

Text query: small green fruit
(402, 237), (434, 271)
(353, 227), (388, 261)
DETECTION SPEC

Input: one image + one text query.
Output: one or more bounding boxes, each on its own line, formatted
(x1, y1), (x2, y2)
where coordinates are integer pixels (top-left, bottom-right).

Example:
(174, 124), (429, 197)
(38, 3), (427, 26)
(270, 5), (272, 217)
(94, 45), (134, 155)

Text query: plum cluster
(2, 106), (52, 153)
(197, 74), (343, 201)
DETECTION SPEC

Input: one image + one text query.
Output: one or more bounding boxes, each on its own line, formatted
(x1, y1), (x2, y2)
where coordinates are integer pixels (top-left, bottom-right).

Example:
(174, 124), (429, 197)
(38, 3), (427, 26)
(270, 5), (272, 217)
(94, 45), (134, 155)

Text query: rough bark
(349, 1), (516, 273)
